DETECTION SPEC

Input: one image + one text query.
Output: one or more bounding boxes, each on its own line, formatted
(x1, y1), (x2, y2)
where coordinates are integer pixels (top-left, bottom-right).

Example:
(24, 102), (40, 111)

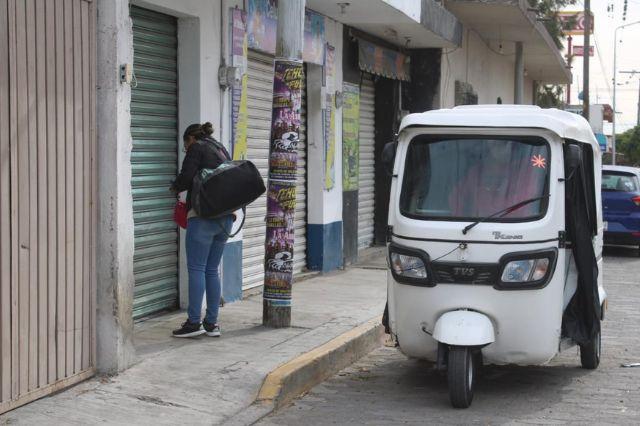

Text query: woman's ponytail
(183, 122), (215, 141)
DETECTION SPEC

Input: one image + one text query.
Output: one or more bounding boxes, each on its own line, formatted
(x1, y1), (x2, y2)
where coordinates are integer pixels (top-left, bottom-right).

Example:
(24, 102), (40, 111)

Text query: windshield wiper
(461, 194), (550, 235)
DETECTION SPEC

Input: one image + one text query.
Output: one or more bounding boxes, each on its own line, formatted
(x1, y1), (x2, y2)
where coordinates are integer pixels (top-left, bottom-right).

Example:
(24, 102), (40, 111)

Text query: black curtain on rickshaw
(561, 142), (602, 346)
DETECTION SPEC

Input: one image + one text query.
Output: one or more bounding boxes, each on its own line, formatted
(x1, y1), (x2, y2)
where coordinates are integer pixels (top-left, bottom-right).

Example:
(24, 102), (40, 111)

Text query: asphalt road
(259, 246), (640, 425)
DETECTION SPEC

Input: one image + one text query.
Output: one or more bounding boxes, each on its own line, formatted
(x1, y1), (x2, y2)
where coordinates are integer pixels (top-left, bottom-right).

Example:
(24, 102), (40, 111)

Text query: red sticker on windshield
(531, 155), (546, 169)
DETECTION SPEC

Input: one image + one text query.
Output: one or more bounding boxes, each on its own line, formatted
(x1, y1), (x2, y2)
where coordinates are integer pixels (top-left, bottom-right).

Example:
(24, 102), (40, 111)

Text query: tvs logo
(452, 267), (476, 277)
(493, 231), (524, 240)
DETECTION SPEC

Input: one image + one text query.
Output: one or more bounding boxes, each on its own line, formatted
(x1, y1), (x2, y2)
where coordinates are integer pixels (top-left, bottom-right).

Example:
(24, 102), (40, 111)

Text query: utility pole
(612, 22), (640, 165)
(263, 0), (306, 328)
(582, 0), (591, 119)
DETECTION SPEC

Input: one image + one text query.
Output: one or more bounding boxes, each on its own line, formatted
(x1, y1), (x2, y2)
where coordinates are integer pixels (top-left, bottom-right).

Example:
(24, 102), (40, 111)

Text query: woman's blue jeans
(185, 215), (233, 324)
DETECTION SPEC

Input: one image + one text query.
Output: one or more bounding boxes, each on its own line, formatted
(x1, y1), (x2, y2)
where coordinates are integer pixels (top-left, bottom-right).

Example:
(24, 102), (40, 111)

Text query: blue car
(601, 165), (640, 253)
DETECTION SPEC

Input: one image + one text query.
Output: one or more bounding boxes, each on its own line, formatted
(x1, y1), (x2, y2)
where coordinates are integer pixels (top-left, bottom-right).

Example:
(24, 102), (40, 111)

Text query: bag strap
(200, 138), (230, 163)
(216, 206), (246, 239)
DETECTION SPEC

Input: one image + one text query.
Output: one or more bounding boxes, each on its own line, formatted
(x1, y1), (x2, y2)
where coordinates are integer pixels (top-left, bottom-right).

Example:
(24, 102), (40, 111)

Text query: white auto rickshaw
(383, 105), (606, 408)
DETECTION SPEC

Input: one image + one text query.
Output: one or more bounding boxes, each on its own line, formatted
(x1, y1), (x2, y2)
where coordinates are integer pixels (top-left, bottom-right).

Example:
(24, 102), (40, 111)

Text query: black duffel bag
(192, 155), (266, 236)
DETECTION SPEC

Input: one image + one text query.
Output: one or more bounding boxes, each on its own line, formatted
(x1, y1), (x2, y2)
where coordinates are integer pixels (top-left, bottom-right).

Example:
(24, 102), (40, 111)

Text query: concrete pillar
(96, 0), (136, 373)
(306, 20), (344, 273)
(514, 41), (524, 104)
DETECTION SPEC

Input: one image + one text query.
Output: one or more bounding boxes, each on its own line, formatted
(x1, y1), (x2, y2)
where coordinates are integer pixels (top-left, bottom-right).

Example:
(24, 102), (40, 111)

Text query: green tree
(616, 126), (640, 166)
(528, 0), (577, 49)
(529, 0), (576, 108)
(536, 84), (565, 108)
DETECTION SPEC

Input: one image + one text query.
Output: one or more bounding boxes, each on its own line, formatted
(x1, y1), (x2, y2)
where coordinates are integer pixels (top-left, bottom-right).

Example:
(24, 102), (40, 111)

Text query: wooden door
(0, 0), (96, 413)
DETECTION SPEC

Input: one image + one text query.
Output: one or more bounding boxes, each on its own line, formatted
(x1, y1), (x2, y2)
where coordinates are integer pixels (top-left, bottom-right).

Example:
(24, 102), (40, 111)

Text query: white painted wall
(440, 29), (536, 108)
(307, 17), (344, 226)
(381, 0), (421, 22)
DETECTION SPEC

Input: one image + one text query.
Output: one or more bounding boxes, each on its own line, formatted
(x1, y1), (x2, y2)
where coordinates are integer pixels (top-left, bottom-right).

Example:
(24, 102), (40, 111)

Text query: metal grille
(432, 263), (498, 285)
(130, 6), (179, 319)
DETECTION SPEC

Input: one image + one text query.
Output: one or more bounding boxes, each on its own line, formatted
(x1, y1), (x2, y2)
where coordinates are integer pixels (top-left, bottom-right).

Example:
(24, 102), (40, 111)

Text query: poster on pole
(263, 181), (296, 301)
(232, 9), (249, 160)
(324, 44), (336, 190)
(264, 60), (303, 304)
(342, 83), (360, 191)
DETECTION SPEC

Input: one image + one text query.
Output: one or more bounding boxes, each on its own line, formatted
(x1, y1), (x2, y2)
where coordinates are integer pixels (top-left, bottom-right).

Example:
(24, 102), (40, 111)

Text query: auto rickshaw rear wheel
(580, 329), (601, 369)
(447, 346), (475, 408)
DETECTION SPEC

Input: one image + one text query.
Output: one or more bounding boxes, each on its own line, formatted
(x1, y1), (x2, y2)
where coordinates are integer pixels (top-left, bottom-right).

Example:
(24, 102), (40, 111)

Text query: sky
(562, 0), (640, 134)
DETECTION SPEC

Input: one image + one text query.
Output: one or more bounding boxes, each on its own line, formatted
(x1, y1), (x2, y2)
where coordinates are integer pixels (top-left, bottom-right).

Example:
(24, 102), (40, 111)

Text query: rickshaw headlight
(501, 258), (550, 283)
(390, 252), (428, 279)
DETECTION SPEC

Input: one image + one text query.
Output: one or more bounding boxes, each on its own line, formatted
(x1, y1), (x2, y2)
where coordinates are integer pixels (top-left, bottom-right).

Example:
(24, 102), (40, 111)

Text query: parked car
(601, 165), (640, 253)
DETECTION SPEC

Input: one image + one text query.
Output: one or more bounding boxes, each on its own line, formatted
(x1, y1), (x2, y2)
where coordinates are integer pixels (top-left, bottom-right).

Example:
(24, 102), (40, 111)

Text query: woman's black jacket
(172, 137), (231, 210)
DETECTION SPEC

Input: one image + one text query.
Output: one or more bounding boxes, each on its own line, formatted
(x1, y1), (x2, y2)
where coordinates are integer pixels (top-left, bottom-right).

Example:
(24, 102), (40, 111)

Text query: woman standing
(171, 122), (234, 338)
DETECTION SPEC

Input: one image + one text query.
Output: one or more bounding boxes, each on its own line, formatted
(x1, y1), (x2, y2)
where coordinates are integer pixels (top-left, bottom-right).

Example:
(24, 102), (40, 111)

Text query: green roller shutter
(130, 6), (179, 319)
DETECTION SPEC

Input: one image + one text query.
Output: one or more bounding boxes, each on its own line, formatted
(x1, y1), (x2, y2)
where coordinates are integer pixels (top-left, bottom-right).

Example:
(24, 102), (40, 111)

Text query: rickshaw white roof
(399, 105), (599, 149)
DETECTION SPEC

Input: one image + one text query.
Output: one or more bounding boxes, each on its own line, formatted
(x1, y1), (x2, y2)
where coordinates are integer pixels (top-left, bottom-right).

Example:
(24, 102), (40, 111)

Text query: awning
(444, 0), (571, 84)
(358, 38), (411, 81)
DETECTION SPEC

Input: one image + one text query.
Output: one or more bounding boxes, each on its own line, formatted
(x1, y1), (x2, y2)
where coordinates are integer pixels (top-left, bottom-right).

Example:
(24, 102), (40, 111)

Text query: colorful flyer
(246, 0), (277, 54)
(323, 44), (336, 190)
(342, 83), (360, 191)
(232, 9), (249, 160)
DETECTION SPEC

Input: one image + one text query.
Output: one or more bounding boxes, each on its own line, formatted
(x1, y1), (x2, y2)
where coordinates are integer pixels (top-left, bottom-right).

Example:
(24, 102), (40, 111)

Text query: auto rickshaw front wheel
(447, 346), (475, 408)
(580, 329), (601, 369)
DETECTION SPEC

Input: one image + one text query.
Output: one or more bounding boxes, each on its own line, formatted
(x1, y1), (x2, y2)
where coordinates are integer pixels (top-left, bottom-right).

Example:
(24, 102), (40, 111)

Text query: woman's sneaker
(202, 320), (221, 337)
(172, 320), (205, 338)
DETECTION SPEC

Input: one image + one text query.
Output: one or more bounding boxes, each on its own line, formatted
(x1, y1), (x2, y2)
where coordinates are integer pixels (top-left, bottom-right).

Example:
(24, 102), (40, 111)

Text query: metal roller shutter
(130, 7), (179, 318)
(358, 74), (376, 250)
(243, 51), (307, 290)
(294, 81), (308, 276)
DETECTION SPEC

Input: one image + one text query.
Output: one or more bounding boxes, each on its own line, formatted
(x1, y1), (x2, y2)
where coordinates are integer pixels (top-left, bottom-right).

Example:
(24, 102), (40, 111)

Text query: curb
(224, 317), (384, 425)
(257, 317), (384, 410)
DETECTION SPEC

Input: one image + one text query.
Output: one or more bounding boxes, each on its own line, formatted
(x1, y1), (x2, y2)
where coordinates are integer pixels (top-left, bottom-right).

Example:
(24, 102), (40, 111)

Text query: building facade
(0, 0), (571, 412)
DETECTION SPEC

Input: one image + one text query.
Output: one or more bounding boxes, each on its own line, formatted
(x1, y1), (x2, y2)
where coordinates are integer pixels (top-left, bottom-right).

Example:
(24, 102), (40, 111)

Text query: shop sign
(558, 11), (594, 35)
(573, 45), (594, 57)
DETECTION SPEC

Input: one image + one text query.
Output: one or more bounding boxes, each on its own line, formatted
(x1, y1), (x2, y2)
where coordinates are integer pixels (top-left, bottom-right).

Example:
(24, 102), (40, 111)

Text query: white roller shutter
(243, 51), (307, 290)
(358, 74), (376, 250)
(294, 84), (308, 276)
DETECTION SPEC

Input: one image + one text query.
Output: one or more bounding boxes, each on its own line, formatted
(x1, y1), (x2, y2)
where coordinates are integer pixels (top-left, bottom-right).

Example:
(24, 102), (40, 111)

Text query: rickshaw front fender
(432, 310), (495, 347)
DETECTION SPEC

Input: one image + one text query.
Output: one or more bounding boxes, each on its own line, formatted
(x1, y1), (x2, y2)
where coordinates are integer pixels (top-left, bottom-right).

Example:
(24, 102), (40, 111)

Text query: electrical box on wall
(218, 66), (242, 89)
(120, 64), (133, 85)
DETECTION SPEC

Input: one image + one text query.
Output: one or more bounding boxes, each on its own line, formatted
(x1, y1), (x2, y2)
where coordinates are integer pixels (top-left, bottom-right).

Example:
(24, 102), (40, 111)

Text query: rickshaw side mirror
(382, 142), (397, 176)
(565, 144), (582, 179)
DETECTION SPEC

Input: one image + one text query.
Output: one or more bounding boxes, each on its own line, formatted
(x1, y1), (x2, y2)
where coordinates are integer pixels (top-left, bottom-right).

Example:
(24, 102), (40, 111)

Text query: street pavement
(259, 246), (640, 425)
(1, 262), (386, 425)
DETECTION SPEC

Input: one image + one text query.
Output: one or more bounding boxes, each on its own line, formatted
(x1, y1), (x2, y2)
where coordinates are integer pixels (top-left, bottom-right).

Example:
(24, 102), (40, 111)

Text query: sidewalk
(1, 255), (387, 425)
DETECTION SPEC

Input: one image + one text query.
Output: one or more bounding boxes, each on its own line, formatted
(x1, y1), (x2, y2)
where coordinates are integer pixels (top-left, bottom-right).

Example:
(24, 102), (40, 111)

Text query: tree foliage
(528, 0), (577, 48)
(616, 126), (640, 166)
(536, 84), (565, 108)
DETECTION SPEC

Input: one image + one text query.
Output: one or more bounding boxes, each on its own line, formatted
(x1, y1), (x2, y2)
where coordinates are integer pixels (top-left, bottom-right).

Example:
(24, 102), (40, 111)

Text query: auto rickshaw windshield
(400, 136), (551, 221)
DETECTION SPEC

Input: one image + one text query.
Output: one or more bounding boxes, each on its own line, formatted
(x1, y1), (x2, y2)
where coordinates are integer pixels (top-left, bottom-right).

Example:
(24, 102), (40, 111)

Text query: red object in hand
(173, 200), (188, 229)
